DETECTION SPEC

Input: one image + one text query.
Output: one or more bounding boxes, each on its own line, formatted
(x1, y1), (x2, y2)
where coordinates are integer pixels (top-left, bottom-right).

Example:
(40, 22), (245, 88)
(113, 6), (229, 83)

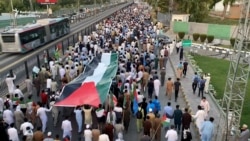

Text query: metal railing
(0, 2), (133, 97)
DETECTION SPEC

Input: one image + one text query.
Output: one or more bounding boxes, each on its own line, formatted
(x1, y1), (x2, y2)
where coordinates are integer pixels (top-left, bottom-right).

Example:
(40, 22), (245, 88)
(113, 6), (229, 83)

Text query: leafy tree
(157, 0), (169, 13)
(174, 0), (213, 22)
(0, 1), (7, 14)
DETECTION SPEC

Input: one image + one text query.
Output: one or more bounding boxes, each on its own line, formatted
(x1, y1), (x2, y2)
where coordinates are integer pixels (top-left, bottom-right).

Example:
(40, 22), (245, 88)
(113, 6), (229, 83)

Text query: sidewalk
(166, 32), (224, 141)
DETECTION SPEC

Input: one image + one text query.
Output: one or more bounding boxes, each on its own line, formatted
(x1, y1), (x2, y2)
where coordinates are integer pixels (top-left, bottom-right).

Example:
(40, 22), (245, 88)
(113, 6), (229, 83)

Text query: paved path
(166, 32), (226, 141)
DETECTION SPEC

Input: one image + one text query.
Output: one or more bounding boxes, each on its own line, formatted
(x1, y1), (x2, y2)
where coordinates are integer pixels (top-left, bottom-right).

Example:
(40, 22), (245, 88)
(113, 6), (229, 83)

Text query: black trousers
(192, 83), (197, 94)
(198, 88), (204, 97)
(183, 68), (187, 76)
(175, 89), (179, 101)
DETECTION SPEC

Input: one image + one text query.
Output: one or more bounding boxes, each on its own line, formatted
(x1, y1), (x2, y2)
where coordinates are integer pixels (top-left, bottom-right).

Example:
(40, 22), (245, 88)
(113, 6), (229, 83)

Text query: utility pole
(219, 0), (250, 141)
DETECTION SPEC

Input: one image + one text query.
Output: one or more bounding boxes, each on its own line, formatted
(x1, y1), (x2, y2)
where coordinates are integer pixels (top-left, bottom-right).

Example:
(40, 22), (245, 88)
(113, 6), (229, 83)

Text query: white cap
(86, 124), (90, 129)
(47, 132), (52, 136)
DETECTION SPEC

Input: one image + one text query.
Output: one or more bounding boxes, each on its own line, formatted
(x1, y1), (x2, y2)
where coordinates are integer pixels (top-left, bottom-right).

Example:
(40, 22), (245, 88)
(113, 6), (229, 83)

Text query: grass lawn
(193, 54), (250, 125)
(202, 16), (238, 25)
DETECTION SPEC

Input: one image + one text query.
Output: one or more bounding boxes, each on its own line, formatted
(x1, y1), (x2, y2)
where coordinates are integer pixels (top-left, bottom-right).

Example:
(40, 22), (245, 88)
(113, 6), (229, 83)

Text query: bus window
(20, 28), (41, 44)
(2, 35), (15, 43)
(50, 24), (57, 33)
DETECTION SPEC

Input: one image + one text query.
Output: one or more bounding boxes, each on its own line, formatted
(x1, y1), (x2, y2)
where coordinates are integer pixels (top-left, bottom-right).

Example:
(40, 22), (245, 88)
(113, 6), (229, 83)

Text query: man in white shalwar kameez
(6, 74), (16, 96)
(36, 104), (51, 132)
(25, 76), (33, 95)
(61, 116), (72, 139)
(204, 73), (211, 93)
(3, 107), (14, 125)
(192, 105), (206, 134)
(153, 76), (161, 97)
(200, 97), (210, 117)
(74, 106), (83, 133)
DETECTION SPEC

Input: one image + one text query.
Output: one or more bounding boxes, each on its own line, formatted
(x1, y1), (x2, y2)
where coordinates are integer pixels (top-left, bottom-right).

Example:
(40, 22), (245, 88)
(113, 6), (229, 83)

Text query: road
(0, 3), (129, 70)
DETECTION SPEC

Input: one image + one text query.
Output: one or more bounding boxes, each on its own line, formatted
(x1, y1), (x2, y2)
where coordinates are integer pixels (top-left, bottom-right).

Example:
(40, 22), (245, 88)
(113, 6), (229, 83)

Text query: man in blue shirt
(152, 96), (161, 114)
(201, 117), (214, 141)
(164, 102), (174, 119)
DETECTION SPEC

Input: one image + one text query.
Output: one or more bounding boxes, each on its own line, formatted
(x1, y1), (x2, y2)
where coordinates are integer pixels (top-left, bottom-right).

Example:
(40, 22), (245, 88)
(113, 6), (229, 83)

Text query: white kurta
(200, 100), (210, 117)
(154, 79), (161, 97)
(37, 107), (50, 132)
(5, 75), (16, 94)
(3, 109), (14, 125)
(192, 110), (206, 134)
(99, 134), (110, 141)
(25, 79), (33, 95)
(61, 119), (72, 138)
(204, 76), (211, 93)
(8, 127), (19, 141)
(84, 129), (92, 141)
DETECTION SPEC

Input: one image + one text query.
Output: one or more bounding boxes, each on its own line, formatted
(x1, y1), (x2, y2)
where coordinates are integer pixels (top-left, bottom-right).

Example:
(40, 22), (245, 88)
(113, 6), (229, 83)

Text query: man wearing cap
(61, 116), (72, 139)
(84, 124), (92, 141)
(240, 124), (250, 141)
(43, 132), (53, 141)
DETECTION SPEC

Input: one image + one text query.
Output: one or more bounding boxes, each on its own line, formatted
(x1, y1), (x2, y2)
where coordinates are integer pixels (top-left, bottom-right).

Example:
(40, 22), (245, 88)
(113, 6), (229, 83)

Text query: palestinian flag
(55, 53), (118, 107)
(162, 114), (171, 127)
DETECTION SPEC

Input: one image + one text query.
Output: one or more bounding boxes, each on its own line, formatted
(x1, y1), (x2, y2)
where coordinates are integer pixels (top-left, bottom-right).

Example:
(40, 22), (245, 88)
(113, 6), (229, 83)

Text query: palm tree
(221, 0), (236, 20)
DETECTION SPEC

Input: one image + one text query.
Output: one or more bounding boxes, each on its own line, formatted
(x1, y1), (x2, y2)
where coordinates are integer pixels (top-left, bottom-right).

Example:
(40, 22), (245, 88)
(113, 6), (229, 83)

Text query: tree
(174, 0), (213, 22)
(157, 0), (169, 13)
(221, 0), (236, 20)
(0, 1), (6, 14)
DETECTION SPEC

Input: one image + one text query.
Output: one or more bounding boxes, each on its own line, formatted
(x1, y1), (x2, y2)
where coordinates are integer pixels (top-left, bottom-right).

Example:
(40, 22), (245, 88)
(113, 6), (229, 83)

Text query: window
(20, 27), (46, 44)
(2, 35), (15, 42)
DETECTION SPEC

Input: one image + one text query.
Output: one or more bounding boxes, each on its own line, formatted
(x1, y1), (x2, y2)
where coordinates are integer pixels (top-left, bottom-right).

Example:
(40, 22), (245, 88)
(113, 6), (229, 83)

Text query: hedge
(193, 33), (200, 41)
(230, 38), (235, 47)
(178, 32), (185, 39)
(200, 34), (207, 42)
(207, 35), (214, 43)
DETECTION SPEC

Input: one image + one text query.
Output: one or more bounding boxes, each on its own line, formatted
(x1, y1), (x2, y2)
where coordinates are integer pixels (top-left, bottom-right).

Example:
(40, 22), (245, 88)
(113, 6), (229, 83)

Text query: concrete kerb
(168, 56), (198, 128)
(184, 52), (225, 116)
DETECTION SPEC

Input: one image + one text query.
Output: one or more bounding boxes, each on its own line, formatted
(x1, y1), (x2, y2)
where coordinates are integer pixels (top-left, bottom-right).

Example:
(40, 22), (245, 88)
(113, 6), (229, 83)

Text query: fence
(171, 21), (237, 40)
(0, 2), (133, 97)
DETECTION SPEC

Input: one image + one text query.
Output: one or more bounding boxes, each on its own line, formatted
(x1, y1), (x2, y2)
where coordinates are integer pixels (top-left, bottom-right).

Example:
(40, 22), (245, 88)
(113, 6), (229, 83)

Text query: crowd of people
(1, 2), (250, 141)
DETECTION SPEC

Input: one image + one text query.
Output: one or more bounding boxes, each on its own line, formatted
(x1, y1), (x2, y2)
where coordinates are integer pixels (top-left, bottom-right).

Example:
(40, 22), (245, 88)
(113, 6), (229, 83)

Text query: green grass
(202, 16), (238, 25)
(193, 54), (250, 125)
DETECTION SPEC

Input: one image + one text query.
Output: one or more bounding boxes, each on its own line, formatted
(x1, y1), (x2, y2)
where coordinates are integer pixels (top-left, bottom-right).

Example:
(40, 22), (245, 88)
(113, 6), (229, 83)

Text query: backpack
(136, 109), (143, 119)
(193, 77), (199, 84)
(4, 100), (10, 109)
(115, 111), (122, 121)
(200, 80), (205, 88)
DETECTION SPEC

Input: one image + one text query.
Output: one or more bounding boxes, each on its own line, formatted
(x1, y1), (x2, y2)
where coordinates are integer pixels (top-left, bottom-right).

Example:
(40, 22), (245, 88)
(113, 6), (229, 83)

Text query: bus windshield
(1, 35), (15, 43)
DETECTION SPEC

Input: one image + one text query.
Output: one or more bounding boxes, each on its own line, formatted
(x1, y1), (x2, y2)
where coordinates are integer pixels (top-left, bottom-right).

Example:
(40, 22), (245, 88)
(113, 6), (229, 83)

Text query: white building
(171, 14), (190, 22)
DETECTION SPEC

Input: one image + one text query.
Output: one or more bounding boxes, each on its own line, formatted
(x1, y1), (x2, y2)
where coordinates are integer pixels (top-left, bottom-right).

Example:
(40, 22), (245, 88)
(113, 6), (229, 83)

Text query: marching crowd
(1, 2), (250, 141)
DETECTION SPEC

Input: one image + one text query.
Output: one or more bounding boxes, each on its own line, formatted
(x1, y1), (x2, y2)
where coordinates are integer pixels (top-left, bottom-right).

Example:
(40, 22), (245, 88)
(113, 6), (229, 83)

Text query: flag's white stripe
(101, 53), (111, 66)
(82, 63), (107, 85)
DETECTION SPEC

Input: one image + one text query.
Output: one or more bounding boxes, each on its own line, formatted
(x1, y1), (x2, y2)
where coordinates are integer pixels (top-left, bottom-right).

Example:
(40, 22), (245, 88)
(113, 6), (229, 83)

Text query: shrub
(200, 34), (207, 42)
(178, 32), (185, 39)
(193, 33), (200, 41)
(207, 35), (214, 43)
(230, 38), (236, 47)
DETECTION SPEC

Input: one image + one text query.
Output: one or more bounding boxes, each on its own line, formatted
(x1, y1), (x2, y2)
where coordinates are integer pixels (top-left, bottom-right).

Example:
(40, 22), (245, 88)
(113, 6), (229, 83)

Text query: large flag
(55, 53), (118, 107)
